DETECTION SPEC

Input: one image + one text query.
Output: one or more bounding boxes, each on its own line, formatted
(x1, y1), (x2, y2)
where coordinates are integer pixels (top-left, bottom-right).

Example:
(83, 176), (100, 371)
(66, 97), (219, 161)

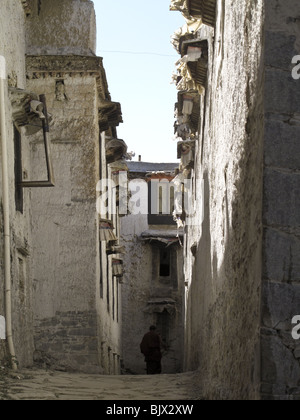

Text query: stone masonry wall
(183, 0), (264, 399)
(261, 0), (300, 400)
(33, 310), (99, 373)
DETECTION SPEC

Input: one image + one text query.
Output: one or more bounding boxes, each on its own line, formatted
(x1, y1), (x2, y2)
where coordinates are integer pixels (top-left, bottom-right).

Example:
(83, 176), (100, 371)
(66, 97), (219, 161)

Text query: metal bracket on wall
(19, 94), (55, 188)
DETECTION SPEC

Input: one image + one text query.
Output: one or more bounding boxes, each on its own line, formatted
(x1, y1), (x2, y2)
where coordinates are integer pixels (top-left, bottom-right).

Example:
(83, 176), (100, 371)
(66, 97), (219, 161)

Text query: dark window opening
(160, 249), (171, 277)
(107, 256), (110, 313)
(18, 257), (26, 304)
(14, 126), (23, 213)
(117, 280), (119, 323)
(112, 276), (115, 321)
(100, 243), (104, 299)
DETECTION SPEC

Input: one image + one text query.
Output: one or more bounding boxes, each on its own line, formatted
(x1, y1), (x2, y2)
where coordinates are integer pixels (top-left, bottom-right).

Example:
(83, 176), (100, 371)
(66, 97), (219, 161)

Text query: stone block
(263, 228), (300, 283)
(40, 318), (59, 327)
(56, 329), (68, 337)
(262, 281), (300, 329)
(70, 344), (85, 352)
(265, 31), (297, 70)
(261, 334), (300, 396)
(265, 69), (300, 115)
(61, 318), (78, 327)
(69, 328), (96, 337)
(264, 119), (300, 170)
(87, 340), (97, 351)
(263, 168), (300, 227)
(49, 342), (64, 352)
(265, 0), (300, 31)
(294, 346), (300, 359)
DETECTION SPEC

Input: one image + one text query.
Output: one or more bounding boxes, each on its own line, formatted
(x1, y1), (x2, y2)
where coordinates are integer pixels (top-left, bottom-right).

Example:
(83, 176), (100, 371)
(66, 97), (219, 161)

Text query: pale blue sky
(94, 0), (184, 163)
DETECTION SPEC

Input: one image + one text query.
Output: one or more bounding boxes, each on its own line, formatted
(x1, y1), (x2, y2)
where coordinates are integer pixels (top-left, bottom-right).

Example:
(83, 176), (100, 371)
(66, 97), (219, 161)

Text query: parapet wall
(25, 0), (96, 56)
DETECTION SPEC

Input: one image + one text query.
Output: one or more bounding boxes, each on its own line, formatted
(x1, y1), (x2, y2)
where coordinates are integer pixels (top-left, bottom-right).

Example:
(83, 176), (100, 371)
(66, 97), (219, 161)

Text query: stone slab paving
(0, 369), (201, 401)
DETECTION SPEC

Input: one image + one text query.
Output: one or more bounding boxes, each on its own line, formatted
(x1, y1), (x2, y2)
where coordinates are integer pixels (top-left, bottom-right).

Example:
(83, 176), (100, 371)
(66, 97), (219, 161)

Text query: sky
(94, 0), (184, 163)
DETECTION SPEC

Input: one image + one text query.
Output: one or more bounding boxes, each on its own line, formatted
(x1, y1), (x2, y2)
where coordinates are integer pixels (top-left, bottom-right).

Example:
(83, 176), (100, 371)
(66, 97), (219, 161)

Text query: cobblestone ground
(0, 369), (201, 400)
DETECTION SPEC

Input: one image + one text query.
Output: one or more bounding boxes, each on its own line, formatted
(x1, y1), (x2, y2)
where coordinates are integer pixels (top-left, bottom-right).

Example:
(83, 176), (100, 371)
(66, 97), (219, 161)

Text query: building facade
(121, 162), (185, 374)
(171, 0), (300, 400)
(0, 0), (125, 374)
(0, 0), (34, 369)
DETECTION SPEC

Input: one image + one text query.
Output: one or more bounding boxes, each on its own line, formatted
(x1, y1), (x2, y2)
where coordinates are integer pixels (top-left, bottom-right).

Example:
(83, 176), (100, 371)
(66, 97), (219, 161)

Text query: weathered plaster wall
(26, 0), (96, 56)
(261, 0), (300, 400)
(0, 0), (34, 368)
(0, 0), (122, 373)
(183, 0), (264, 399)
(98, 242), (123, 375)
(121, 214), (154, 374)
(96, 133), (123, 375)
(27, 68), (101, 372)
(26, 59), (123, 374)
(0, 0), (26, 89)
(121, 213), (184, 375)
(22, 0), (123, 374)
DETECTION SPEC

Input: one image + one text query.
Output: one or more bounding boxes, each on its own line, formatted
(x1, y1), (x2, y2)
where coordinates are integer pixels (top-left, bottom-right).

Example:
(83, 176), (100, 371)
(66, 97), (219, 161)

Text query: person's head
(149, 325), (157, 332)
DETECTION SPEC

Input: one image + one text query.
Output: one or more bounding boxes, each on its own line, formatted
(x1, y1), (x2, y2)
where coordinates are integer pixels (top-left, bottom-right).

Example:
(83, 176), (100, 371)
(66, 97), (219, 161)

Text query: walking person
(140, 326), (163, 375)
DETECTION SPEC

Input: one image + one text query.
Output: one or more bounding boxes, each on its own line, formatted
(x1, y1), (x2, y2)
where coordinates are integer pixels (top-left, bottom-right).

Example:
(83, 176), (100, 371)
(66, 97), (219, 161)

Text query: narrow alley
(0, 369), (200, 401)
(0, 0), (300, 402)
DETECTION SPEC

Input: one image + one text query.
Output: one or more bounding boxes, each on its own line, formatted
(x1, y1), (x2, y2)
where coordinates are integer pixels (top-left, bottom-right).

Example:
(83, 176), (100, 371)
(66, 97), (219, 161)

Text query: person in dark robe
(140, 326), (163, 375)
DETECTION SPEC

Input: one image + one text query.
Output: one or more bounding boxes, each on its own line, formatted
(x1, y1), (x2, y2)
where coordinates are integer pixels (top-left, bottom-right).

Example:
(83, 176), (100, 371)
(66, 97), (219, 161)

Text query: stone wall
(33, 310), (99, 373)
(261, 0), (300, 400)
(176, 0), (300, 400)
(24, 2), (123, 373)
(0, 0), (27, 89)
(26, 60), (103, 373)
(0, 0), (35, 368)
(182, 0), (264, 399)
(25, 0), (96, 56)
(0, 0), (123, 374)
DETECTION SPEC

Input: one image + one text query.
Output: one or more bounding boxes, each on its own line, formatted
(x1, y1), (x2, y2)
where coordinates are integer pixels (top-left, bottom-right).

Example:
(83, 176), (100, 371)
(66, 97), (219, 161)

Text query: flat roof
(126, 161), (179, 174)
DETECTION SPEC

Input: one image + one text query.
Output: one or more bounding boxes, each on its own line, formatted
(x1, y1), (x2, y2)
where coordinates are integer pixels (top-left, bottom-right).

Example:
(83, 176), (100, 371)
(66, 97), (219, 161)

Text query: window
(160, 249), (171, 277)
(99, 242), (104, 299)
(107, 256), (110, 313)
(112, 276), (115, 321)
(152, 246), (178, 289)
(18, 256), (26, 304)
(158, 184), (175, 215)
(148, 180), (176, 226)
(117, 279), (119, 323)
(14, 126), (23, 213)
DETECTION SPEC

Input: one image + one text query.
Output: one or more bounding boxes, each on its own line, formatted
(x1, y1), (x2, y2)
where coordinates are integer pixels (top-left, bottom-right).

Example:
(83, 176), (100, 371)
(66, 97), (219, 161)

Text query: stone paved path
(0, 369), (201, 400)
